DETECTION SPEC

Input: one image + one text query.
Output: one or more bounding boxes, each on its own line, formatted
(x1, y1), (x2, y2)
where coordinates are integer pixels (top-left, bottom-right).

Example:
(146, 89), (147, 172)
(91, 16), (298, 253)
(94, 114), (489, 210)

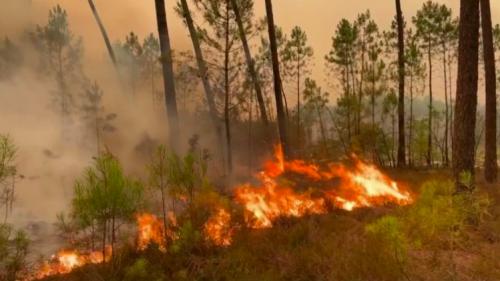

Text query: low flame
(235, 146), (412, 229)
(32, 246), (111, 280)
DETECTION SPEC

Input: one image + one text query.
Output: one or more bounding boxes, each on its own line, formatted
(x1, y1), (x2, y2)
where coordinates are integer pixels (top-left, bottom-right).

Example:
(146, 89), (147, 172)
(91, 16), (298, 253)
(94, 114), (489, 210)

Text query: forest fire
(234, 146), (413, 229)
(28, 147), (411, 280)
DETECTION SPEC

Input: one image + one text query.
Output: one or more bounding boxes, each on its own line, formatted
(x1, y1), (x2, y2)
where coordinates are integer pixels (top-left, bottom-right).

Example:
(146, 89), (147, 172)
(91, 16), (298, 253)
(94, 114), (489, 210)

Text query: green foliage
(282, 26), (314, 83)
(153, 144), (210, 209)
(170, 221), (202, 255)
(0, 135), (17, 222)
(366, 216), (408, 264)
(31, 5), (83, 72)
(72, 153), (144, 253)
(30, 4), (83, 116)
(124, 258), (165, 281)
(0, 224), (30, 281)
(73, 153), (144, 226)
(402, 180), (490, 248)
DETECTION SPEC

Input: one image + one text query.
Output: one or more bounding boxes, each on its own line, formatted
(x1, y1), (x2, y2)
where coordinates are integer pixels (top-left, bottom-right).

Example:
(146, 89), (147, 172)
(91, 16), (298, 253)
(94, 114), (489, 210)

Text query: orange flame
(136, 213), (167, 251)
(203, 208), (234, 246)
(31, 246), (111, 280)
(235, 146), (412, 229)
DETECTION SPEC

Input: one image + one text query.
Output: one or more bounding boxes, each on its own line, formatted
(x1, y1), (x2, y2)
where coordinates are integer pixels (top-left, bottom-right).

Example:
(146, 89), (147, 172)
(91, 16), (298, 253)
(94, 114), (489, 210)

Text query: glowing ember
(235, 146), (412, 229)
(203, 208), (234, 246)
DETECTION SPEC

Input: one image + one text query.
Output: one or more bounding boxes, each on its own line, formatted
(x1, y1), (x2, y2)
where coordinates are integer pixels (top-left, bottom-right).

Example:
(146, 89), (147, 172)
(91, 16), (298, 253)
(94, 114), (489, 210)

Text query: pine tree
(453, 0), (480, 191)
(480, 0), (497, 183)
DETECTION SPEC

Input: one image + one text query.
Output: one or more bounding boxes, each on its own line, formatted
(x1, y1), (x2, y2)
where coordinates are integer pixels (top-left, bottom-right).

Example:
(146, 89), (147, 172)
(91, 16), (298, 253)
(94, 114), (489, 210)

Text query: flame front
(235, 146), (412, 229)
(28, 146), (411, 279)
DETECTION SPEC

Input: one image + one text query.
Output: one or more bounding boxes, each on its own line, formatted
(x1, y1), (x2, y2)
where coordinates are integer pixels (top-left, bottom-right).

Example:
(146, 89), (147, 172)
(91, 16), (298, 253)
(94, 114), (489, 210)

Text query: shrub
(124, 258), (165, 281)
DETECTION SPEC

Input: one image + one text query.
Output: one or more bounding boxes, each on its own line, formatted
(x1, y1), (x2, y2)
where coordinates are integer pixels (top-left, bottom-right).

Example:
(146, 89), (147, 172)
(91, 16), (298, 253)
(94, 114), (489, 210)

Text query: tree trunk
(453, 0), (480, 191)
(427, 40), (433, 167)
(179, 0), (223, 145)
(395, 0), (406, 167)
(230, 0), (269, 127)
(87, 0), (118, 69)
(224, 0), (233, 175)
(443, 44), (450, 167)
(154, 0), (180, 151)
(357, 38), (366, 135)
(102, 220), (107, 263)
(316, 103), (327, 152)
(409, 73), (414, 167)
(481, 0), (498, 183)
(264, 0), (289, 158)
(297, 60), (301, 150)
(448, 47), (454, 164)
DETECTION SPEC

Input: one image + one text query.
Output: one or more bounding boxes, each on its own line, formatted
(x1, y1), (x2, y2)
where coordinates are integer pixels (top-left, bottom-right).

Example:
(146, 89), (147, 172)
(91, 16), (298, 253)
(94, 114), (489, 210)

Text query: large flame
(235, 146), (412, 229)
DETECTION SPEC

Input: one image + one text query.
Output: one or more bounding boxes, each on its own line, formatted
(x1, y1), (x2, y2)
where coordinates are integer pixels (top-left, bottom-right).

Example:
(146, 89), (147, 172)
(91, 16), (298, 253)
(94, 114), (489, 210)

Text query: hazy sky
(2, 0), (499, 93)
(6, 0), (497, 64)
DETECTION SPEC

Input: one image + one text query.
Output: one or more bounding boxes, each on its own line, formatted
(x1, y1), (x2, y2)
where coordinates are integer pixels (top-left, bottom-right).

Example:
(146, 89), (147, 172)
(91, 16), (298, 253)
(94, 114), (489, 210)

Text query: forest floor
(39, 169), (500, 281)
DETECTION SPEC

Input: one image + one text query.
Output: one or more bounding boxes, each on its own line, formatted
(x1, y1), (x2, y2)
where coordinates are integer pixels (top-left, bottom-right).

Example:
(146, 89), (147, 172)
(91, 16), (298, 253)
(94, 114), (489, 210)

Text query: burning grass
(29, 178), (500, 281)
(28, 146), (418, 280)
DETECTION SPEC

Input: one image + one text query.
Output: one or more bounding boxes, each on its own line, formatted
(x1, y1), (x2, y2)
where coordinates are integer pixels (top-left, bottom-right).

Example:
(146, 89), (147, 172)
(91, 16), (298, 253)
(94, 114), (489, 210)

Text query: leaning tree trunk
(154, 0), (180, 150)
(230, 0), (269, 127)
(395, 0), (406, 167)
(87, 0), (118, 70)
(264, 0), (289, 158)
(481, 0), (498, 183)
(453, 0), (480, 191)
(179, 0), (223, 144)
(224, 0), (233, 175)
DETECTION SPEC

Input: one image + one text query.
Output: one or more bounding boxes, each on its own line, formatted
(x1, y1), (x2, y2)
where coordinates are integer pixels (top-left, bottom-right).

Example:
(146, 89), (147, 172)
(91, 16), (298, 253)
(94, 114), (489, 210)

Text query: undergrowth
(41, 179), (500, 281)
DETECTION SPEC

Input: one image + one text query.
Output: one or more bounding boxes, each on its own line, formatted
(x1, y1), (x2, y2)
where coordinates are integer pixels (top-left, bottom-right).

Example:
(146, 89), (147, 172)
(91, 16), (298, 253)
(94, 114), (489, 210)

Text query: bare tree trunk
(224, 0), (233, 175)
(396, 0), (406, 168)
(409, 73), (414, 167)
(179, 0), (223, 146)
(102, 220), (107, 263)
(154, 0), (180, 150)
(297, 60), (301, 150)
(443, 43), (450, 167)
(230, 0), (269, 127)
(448, 47), (455, 164)
(427, 40), (433, 167)
(87, 0), (118, 69)
(453, 0), (480, 191)
(316, 103), (327, 152)
(265, 0), (289, 158)
(481, 0), (498, 183)
(357, 38), (366, 136)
